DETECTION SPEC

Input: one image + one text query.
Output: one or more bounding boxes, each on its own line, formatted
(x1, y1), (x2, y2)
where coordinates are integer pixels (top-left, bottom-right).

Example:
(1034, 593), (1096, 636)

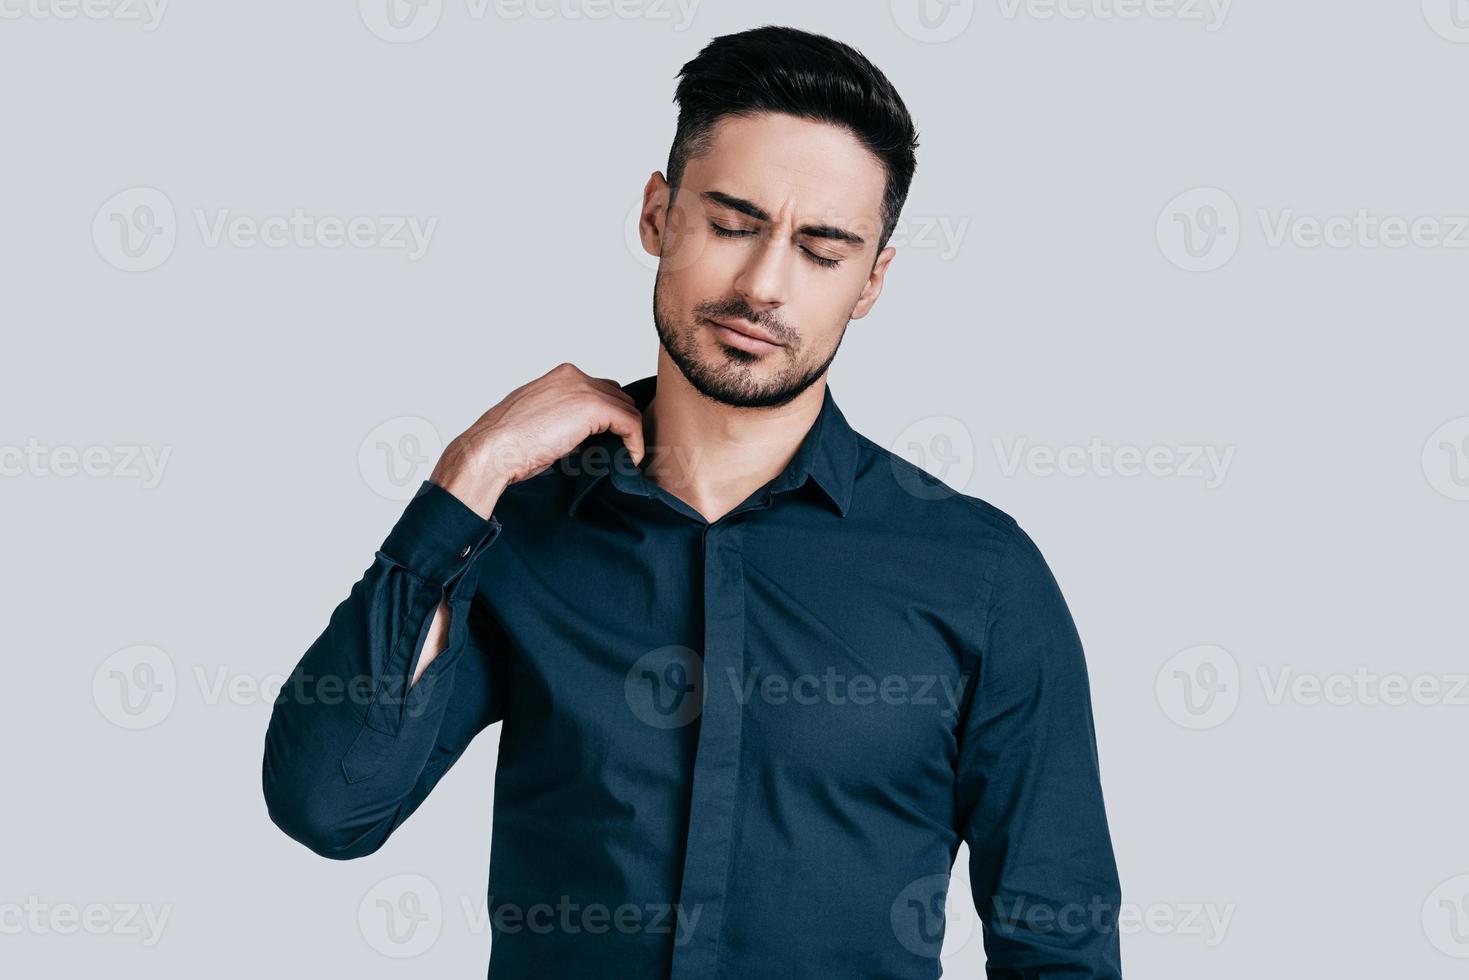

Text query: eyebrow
(700, 189), (868, 248)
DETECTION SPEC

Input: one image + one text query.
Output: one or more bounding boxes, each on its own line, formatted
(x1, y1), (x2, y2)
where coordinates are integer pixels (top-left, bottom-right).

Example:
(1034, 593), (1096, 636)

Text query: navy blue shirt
(262, 374), (1122, 978)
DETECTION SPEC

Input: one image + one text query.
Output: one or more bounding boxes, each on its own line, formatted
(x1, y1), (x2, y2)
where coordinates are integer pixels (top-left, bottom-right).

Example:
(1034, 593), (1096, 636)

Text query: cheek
(807, 322), (846, 356)
(773, 306), (835, 358)
(663, 252), (737, 310)
(686, 237), (750, 284)
(794, 276), (864, 338)
(660, 210), (731, 276)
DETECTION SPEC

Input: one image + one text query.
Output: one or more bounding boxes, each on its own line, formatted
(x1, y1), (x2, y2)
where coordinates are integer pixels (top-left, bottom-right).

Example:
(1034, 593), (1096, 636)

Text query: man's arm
(260, 480), (507, 860)
(260, 363), (647, 860)
(956, 520), (1123, 978)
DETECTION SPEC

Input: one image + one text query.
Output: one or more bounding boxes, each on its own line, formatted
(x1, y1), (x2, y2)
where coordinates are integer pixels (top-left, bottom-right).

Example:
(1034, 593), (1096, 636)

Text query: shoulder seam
(975, 516), (1024, 654)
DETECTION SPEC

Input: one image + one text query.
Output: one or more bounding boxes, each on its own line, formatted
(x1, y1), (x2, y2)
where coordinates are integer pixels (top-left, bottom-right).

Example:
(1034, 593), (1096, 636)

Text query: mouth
(702, 316), (785, 355)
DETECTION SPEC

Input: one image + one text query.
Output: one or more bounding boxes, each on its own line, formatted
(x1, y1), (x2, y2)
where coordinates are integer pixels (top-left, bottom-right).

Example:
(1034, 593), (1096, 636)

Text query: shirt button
(458, 544), (472, 559)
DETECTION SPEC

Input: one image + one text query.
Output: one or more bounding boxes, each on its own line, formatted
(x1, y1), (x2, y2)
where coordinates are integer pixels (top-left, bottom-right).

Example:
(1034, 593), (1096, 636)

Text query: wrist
(431, 446), (511, 520)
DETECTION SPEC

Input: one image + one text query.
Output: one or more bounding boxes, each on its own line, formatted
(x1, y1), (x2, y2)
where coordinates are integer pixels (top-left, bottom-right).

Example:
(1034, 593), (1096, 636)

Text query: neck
(642, 347), (827, 523)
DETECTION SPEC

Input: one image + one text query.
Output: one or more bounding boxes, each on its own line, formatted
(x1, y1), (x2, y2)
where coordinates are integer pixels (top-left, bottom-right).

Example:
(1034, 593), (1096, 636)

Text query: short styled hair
(666, 25), (920, 255)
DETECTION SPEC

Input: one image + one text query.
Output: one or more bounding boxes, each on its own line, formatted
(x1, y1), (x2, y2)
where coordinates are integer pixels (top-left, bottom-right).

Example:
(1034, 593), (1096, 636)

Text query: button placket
(669, 522), (747, 979)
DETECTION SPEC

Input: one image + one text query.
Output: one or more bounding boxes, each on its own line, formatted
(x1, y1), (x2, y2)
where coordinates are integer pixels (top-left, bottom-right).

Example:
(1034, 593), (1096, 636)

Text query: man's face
(640, 112), (897, 409)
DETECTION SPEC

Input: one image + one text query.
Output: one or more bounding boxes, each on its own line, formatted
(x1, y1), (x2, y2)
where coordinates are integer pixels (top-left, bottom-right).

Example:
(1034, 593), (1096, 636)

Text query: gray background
(3, 0), (1467, 976)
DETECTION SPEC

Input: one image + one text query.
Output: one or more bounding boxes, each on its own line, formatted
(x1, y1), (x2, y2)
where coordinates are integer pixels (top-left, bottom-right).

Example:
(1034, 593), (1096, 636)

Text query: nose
(731, 235), (789, 320)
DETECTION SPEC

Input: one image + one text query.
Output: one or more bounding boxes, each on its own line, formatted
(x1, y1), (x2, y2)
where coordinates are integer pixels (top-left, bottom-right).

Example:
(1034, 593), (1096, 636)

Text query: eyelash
(710, 223), (842, 269)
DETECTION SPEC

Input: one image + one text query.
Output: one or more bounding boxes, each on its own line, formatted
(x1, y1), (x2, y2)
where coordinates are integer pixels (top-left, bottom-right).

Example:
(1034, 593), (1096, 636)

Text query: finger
(593, 399), (647, 465)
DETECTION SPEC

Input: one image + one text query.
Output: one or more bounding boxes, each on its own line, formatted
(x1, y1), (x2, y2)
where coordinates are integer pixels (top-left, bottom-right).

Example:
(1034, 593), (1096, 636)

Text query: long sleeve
(261, 479), (507, 860)
(955, 520), (1123, 978)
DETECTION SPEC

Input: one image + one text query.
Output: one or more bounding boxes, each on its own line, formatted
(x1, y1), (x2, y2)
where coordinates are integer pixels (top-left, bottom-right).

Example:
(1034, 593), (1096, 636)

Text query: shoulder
(851, 431), (1025, 549)
(849, 432), (1066, 617)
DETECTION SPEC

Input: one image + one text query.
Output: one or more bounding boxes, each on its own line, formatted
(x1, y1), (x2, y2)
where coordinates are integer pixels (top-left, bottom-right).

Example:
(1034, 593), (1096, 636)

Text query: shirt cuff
(378, 479), (502, 588)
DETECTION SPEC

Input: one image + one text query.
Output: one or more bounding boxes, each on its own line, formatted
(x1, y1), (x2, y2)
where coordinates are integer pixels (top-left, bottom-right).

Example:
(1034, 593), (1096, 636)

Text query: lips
(704, 316), (784, 347)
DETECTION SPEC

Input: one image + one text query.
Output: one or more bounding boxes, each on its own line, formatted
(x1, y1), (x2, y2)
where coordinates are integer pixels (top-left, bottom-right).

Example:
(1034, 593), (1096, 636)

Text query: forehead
(683, 113), (887, 235)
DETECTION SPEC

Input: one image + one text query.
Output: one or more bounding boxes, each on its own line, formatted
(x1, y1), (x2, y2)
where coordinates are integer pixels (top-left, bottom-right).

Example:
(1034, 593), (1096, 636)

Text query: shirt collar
(566, 373), (857, 519)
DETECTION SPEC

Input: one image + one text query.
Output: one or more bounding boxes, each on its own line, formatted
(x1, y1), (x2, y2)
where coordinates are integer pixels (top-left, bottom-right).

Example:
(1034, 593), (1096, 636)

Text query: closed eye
(710, 223), (842, 269)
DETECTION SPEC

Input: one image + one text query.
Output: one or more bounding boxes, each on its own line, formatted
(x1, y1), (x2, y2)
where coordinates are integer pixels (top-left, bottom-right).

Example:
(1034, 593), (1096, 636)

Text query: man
(262, 24), (1123, 979)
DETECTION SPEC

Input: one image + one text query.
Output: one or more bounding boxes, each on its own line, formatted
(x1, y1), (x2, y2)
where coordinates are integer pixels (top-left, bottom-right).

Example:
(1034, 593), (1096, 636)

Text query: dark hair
(666, 25), (920, 256)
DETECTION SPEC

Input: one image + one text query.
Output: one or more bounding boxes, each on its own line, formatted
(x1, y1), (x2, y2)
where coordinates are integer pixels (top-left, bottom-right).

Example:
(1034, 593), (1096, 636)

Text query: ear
(638, 172), (671, 258)
(850, 245), (897, 320)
